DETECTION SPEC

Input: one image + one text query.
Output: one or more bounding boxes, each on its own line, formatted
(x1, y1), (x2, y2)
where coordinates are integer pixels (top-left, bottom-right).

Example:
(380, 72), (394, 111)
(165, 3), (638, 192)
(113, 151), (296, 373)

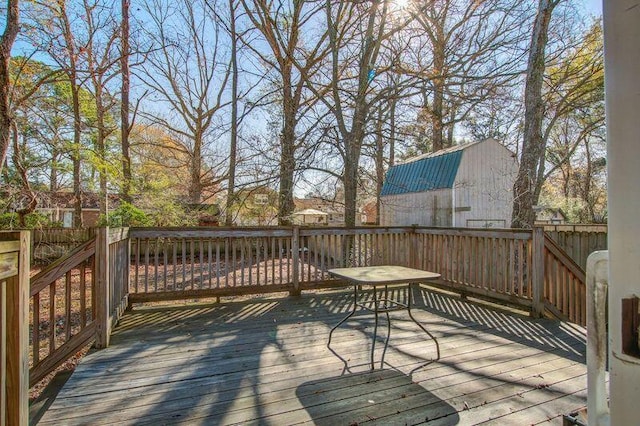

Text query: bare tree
(240, 0), (329, 225)
(509, 2), (606, 228)
(138, 0), (231, 204)
(0, 0), (20, 176)
(405, 0), (528, 152)
(26, 0), (91, 227)
(120, 0), (132, 202)
(7, 58), (69, 221)
(320, 0), (412, 227)
(224, 0), (239, 226)
(511, 0), (562, 228)
(83, 0), (122, 215)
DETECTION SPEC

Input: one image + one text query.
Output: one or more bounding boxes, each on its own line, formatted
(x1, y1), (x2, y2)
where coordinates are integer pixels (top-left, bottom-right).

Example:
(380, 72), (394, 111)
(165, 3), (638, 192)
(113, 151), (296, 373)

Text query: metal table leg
(328, 285), (358, 347)
(407, 283), (440, 360)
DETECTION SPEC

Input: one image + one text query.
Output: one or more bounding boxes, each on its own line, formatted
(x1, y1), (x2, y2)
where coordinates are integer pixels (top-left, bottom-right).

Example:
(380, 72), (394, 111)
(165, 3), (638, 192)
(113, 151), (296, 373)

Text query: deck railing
(28, 227), (130, 387)
(128, 227), (418, 302)
(413, 227), (539, 310)
(543, 224), (607, 270)
(543, 235), (587, 325)
(128, 226), (585, 324)
(29, 237), (96, 386)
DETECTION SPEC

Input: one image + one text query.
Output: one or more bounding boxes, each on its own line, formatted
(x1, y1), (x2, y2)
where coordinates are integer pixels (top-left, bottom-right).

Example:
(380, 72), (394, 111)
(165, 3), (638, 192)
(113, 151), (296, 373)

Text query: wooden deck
(36, 286), (589, 425)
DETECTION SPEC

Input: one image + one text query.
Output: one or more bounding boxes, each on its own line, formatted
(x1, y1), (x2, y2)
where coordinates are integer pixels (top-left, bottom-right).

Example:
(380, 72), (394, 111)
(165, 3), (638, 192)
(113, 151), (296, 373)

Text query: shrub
(99, 202), (152, 227)
(0, 212), (62, 229)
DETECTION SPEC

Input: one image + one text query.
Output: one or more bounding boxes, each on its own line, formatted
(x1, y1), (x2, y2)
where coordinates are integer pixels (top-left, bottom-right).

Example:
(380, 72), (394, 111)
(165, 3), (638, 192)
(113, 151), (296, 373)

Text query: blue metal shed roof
(380, 149), (463, 196)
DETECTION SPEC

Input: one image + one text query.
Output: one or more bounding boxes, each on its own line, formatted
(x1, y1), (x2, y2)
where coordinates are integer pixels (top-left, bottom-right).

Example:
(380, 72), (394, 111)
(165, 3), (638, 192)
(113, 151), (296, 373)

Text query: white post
(586, 251), (609, 426)
(603, 2), (640, 425)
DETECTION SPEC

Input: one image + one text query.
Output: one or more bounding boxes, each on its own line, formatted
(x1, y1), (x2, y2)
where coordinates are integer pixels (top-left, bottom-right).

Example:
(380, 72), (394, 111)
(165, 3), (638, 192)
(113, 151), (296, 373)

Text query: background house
(35, 191), (121, 227)
(294, 197), (345, 226)
(292, 208), (329, 225)
(359, 199), (378, 225)
(535, 207), (567, 224)
(229, 187), (279, 226)
(380, 138), (518, 228)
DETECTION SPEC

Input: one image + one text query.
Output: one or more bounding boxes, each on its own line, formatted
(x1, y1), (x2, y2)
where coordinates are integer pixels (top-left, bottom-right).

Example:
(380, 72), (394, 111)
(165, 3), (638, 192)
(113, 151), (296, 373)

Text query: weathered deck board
(37, 286), (590, 425)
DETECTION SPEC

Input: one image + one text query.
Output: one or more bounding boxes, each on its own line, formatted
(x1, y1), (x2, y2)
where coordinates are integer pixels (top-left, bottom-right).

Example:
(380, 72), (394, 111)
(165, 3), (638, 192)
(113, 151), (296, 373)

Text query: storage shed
(380, 138), (518, 228)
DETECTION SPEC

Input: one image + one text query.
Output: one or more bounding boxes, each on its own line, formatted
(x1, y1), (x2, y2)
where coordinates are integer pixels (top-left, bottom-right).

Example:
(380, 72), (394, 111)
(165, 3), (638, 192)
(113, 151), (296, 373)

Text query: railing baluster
(243, 238), (248, 286)
(65, 271), (72, 341)
(32, 293), (40, 365)
(163, 239), (168, 292)
(190, 239), (195, 290)
(207, 239), (213, 289)
(49, 282), (56, 351)
(199, 239), (204, 289)
(80, 262), (87, 327)
(254, 238), (259, 286)
(216, 239), (221, 288)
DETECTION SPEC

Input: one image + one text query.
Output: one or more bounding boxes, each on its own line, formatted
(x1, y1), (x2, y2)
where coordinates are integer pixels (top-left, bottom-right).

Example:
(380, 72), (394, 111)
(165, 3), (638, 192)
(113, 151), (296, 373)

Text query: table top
(328, 265), (440, 285)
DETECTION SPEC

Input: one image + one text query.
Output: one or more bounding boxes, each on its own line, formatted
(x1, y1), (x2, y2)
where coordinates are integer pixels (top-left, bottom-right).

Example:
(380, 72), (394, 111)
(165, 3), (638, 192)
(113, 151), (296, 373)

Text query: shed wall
(380, 188), (452, 226)
(453, 140), (518, 228)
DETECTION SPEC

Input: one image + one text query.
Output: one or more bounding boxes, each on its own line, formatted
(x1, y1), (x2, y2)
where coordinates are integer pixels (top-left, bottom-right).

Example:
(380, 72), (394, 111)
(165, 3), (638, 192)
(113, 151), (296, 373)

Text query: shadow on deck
(35, 286), (588, 425)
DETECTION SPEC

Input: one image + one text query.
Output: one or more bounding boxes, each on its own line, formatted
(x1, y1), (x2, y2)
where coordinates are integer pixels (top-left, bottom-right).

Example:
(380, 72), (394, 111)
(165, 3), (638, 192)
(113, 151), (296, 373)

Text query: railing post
(4, 231), (30, 426)
(95, 227), (111, 348)
(410, 226), (419, 269)
(124, 228), (131, 309)
(290, 226), (301, 297)
(531, 226), (545, 318)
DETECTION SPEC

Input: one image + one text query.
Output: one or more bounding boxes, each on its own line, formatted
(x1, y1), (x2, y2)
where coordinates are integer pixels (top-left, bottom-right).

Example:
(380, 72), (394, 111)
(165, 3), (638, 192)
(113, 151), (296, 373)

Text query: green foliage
(0, 212), (62, 229)
(99, 202), (152, 227)
(99, 201), (199, 227)
(148, 201), (197, 227)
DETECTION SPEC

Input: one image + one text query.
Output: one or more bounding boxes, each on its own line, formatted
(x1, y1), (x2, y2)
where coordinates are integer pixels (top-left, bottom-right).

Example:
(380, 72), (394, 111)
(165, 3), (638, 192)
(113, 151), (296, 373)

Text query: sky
(586, 0), (603, 15)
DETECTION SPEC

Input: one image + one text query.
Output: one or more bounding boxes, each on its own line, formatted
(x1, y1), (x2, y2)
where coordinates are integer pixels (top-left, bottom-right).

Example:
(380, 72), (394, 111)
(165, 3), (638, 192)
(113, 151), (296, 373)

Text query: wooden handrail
(30, 238), (96, 296)
(543, 234), (587, 325)
(544, 234), (586, 282)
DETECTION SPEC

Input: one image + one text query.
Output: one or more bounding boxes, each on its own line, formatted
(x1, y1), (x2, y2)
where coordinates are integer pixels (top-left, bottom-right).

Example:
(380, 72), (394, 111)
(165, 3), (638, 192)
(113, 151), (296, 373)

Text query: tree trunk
(582, 137), (594, 221)
(0, 0), (19, 177)
(58, 1), (84, 228)
(12, 123), (37, 227)
(120, 0), (132, 203)
(374, 108), (385, 225)
(189, 131), (203, 204)
(225, 0), (238, 226)
(50, 146), (59, 192)
(278, 105), (296, 226)
(343, 138), (359, 227)
(511, 0), (557, 228)
(71, 81), (83, 228)
(431, 40), (446, 152)
(95, 85), (107, 216)
(389, 98), (396, 167)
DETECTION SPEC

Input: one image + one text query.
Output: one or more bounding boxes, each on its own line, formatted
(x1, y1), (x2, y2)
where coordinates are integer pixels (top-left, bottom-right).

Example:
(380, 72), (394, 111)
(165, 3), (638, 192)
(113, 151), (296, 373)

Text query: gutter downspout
(586, 250), (609, 426)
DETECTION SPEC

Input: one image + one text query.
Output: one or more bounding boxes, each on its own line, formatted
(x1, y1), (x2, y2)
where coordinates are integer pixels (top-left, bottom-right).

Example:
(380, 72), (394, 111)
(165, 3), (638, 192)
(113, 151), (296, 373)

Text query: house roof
(294, 197), (343, 214)
(380, 143), (473, 196)
(293, 208), (328, 216)
(29, 191), (123, 210)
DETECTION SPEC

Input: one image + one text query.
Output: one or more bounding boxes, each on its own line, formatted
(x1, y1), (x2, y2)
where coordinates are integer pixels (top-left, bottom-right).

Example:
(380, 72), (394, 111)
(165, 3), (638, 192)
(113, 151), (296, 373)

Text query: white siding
(380, 138), (518, 228)
(380, 189), (452, 226)
(453, 139), (518, 228)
